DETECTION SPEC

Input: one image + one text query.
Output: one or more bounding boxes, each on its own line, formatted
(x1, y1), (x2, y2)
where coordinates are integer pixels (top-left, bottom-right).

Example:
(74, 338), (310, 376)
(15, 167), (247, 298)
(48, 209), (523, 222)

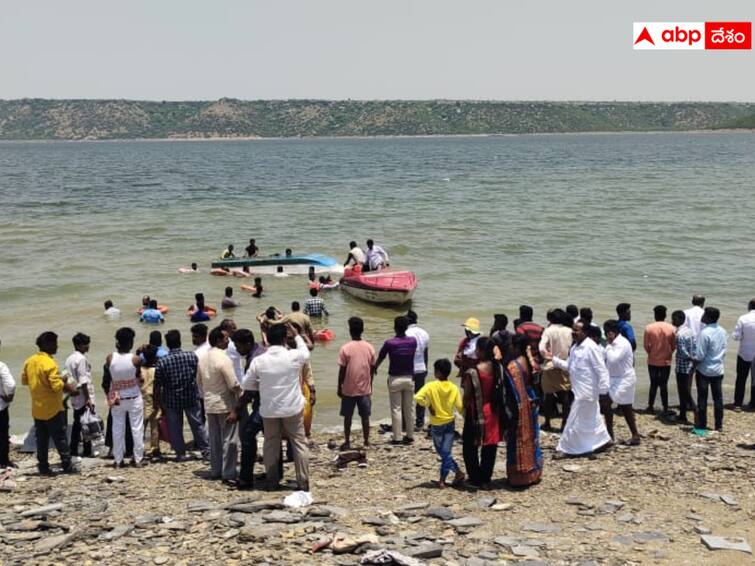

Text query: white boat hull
(341, 283), (414, 305)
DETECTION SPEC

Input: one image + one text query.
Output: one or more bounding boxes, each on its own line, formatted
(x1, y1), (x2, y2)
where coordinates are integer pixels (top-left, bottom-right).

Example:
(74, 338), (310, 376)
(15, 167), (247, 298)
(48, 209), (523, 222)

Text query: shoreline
(0, 128), (754, 144)
(2, 410), (754, 564)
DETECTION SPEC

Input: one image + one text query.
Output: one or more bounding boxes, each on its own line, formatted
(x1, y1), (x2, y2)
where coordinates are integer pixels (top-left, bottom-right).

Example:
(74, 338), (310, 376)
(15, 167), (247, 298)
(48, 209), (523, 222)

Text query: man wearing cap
(454, 318), (481, 378)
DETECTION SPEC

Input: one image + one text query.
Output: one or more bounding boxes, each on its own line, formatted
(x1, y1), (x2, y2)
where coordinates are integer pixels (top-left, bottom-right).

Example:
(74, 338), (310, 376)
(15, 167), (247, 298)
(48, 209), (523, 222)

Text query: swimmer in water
(220, 244), (236, 260)
(253, 277), (263, 298)
(274, 266), (289, 278)
(221, 286), (240, 309)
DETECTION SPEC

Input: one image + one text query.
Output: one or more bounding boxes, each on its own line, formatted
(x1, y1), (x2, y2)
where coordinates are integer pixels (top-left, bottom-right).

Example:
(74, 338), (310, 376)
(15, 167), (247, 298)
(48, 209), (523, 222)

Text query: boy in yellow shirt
(414, 359), (465, 488)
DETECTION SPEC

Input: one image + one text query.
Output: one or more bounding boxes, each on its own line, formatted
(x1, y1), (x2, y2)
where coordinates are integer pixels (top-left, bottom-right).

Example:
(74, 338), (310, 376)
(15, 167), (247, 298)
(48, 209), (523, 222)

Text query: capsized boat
(340, 268), (416, 305)
(211, 253), (341, 275)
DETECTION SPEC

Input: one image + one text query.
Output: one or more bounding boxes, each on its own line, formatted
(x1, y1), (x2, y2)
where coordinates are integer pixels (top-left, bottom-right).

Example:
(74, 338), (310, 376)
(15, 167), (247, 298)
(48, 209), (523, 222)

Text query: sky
(1, 0), (753, 101)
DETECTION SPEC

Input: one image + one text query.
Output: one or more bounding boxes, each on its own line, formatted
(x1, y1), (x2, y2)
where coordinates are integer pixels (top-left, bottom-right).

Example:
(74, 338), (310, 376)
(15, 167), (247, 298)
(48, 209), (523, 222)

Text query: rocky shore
(1, 411), (754, 565)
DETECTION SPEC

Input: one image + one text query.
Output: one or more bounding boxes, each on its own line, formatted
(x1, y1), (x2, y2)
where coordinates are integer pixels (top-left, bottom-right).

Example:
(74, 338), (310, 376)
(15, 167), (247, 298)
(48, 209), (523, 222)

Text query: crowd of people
(1, 293), (754, 497)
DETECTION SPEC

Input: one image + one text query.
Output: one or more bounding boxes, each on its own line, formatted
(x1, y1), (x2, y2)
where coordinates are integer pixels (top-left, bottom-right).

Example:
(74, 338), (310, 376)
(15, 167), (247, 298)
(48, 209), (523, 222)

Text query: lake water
(1, 133), (754, 433)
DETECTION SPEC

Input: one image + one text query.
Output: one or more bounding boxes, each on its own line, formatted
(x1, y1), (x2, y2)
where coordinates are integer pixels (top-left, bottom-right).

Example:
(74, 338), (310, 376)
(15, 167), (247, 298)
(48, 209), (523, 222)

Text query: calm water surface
(1, 133), (753, 432)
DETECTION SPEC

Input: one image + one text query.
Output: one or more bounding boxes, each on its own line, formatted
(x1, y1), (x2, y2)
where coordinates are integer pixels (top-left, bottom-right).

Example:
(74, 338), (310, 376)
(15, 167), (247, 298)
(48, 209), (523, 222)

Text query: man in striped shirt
(672, 310), (698, 425)
(303, 288), (329, 318)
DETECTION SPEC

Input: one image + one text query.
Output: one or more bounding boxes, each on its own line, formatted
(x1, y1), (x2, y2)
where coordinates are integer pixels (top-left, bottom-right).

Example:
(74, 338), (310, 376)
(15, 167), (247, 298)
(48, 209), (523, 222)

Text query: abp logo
(633, 22), (751, 50)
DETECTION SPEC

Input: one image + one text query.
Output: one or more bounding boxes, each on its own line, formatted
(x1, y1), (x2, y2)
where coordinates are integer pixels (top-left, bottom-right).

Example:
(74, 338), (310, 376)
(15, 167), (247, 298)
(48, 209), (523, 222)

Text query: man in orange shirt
(643, 305), (677, 416)
(22, 332), (79, 475)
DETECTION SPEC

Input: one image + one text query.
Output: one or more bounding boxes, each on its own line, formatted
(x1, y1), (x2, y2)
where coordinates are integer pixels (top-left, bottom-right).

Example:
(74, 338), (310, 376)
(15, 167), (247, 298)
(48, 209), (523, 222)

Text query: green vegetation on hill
(0, 99), (753, 140)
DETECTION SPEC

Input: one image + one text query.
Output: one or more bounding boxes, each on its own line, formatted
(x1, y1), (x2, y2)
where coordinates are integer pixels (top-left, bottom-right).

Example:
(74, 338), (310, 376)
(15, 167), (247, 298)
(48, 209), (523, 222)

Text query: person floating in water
(285, 248), (293, 258)
(365, 239), (389, 272)
(220, 245), (236, 260)
(253, 277), (263, 298)
(179, 263), (199, 274)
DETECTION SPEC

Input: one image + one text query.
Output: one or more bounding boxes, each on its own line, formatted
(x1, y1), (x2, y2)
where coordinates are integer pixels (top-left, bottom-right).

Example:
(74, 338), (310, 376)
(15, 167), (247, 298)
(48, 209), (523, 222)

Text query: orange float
(314, 329), (335, 342)
(137, 305), (169, 315)
(186, 306), (217, 319)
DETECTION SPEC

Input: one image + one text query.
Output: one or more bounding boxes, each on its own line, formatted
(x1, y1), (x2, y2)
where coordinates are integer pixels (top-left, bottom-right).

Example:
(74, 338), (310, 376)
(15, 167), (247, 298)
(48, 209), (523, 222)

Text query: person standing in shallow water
(461, 337), (500, 487)
(603, 320), (641, 445)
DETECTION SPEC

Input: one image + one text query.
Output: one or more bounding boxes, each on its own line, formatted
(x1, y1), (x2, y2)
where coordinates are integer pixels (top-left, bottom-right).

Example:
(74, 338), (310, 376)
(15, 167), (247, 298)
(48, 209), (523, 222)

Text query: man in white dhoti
(602, 320), (640, 445)
(550, 321), (612, 457)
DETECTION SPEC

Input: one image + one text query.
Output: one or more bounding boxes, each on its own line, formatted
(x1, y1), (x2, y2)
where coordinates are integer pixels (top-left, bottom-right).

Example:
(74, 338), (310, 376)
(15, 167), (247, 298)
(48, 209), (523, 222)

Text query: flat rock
(633, 531), (668, 543)
(396, 502), (429, 513)
(153, 557), (169, 565)
(512, 545), (540, 557)
(34, 533), (73, 553)
(615, 513), (635, 523)
(187, 501), (217, 512)
(1, 531), (43, 542)
(20, 504), (63, 518)
(228, 500), (283, 513)
(477, 496), (496, 508)
(611, 535), (633, 546)
(99, 524), (132, 541)
(446, 517), (483, 528)
(403, 543), (444, 559)
(720, 495), (738, 506)
(425, 507), (455, 521)
(238, 524), (285, 542)
(491, 502), (514, 511)
(562, 464), (582, 473)
(694, 525), (712, 535)
(701, 535), (752, 554)
(522, 522), (561, 534)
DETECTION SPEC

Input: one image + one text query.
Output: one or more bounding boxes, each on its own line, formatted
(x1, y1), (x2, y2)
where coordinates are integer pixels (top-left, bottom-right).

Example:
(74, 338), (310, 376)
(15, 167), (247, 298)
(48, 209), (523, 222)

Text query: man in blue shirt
(616, 303), (636, 352)
(140, 300), (164, 325)
(693, 307), (728, 431)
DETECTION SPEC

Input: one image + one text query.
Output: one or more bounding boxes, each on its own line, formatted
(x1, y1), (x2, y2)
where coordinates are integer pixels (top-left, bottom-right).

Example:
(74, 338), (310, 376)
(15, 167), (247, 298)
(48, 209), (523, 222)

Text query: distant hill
(0, 99), (754, 140)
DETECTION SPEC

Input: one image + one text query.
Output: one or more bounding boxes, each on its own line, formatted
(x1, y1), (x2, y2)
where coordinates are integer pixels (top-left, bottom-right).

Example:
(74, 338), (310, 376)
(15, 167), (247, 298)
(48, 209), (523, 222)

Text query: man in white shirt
(683, 295), (705, 340)
(191, 323), (210, 423)
(65, 333), (95, 458)
(219, 319), (244, 383)
(550, 321), (612, 457)
(0, 338), (17, 467)
(344, 241), (367, 268)
(365, 239), (389, 271)
(732, 298), (755, 411)
(103, 300), (121, 320)
(406, 310), (430, 431)
(243, 323), (311, 492)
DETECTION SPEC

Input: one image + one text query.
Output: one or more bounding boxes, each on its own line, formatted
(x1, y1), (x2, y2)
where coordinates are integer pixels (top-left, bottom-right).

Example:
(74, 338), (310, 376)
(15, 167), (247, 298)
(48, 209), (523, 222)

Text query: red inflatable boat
(340, 267), (416, 305)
